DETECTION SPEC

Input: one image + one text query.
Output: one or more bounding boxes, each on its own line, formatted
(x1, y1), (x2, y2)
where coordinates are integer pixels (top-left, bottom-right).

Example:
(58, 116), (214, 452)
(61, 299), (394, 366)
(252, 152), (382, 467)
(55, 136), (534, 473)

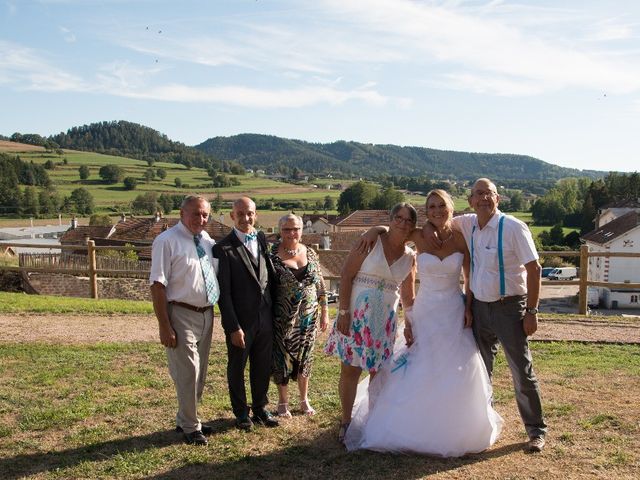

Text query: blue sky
(1, 0), (639, 173)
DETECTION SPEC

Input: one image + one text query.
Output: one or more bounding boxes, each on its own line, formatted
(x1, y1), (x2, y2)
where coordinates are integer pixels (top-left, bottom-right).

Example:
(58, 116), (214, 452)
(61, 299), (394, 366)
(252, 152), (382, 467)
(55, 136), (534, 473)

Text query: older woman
(324, 202), (416, 443)
(269, 213), (329, 417)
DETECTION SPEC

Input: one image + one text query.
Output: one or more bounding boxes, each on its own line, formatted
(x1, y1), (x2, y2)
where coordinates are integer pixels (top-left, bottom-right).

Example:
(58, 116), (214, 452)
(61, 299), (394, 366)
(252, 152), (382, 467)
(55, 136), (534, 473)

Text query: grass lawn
(0, 312), (638, 479)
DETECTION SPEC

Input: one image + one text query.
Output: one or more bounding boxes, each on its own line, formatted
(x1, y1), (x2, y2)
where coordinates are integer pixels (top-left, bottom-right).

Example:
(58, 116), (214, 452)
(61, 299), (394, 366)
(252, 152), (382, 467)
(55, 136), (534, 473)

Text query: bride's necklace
(437, 229), (453, 244)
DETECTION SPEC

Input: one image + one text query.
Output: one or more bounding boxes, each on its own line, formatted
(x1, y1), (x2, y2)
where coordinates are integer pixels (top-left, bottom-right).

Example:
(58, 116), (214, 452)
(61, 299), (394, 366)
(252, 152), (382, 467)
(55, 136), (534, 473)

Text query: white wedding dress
(345, 252), (503, 456)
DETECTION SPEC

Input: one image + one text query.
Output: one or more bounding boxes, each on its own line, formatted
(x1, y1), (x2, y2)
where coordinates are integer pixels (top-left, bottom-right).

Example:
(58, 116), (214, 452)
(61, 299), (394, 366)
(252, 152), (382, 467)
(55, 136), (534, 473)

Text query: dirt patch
(1, 314), (638, 345)
(0, 140), (46, 152)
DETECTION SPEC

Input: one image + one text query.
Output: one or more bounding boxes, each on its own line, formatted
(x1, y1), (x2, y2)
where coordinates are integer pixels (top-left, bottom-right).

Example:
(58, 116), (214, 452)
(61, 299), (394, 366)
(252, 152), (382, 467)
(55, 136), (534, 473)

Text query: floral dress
(269, 243), (327, 385)
(324, 237), (415, 373)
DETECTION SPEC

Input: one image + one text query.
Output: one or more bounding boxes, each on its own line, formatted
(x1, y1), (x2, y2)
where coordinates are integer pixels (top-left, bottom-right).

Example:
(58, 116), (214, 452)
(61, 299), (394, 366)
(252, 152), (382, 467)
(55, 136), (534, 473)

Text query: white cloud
(59, 26), (77, 43)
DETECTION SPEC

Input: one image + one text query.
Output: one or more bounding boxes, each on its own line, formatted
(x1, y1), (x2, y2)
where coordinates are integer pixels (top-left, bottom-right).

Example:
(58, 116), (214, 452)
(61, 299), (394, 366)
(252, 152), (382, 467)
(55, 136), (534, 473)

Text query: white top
(453, 211), (538, 302)
(234, 227), (258, 258)
(149, 221), (217, 308)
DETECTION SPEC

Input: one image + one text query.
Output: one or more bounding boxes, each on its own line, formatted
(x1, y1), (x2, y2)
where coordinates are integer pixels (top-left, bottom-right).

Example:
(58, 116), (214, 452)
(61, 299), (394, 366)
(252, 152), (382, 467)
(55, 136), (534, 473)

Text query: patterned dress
(269, 243), (327, 385)
(324, 237), (415, 373)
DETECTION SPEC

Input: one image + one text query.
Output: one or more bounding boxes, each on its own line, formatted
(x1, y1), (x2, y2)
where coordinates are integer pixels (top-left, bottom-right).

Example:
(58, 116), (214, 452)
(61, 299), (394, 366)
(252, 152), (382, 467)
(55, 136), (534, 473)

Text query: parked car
(327, 291), (339, 304)
(541, 267), (554, 278)
(547, 267), (578, 280)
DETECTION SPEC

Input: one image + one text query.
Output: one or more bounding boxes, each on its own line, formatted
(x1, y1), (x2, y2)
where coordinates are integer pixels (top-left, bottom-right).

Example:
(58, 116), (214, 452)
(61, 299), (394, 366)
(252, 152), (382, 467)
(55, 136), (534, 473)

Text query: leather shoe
(252, 409), (279, 427)
(183, 430), (208, 446)
(235, 415), (253, 431)
(176, 424), (213, 436)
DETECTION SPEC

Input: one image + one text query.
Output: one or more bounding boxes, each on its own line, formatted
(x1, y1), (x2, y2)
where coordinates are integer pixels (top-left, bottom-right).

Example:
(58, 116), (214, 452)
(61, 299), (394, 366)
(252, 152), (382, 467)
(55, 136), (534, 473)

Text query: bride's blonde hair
(425, 189), (454, 225)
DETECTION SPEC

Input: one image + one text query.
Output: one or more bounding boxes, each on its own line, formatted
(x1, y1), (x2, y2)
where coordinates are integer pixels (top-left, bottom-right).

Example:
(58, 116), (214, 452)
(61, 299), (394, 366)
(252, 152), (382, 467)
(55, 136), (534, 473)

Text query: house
(301, 214), (338, 234)
(329, 207), (430, 232)
(581, 208), (640, 309)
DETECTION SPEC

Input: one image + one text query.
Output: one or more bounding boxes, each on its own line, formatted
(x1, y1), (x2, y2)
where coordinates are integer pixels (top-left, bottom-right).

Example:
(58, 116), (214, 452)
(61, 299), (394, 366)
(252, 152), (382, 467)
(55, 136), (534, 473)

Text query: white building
(582, 204), (640, 309)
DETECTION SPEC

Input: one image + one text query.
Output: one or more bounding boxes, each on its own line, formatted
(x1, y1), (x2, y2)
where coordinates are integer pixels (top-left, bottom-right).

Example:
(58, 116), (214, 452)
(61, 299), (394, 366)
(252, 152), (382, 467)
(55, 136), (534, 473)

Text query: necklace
(283, 246), (299, 256)
(437, 229), (453, 244)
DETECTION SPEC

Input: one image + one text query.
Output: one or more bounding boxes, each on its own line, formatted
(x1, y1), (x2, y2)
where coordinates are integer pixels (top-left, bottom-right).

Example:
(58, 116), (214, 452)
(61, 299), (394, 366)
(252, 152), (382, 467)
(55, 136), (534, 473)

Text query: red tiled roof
(581, 211), (640, 245)
(60, 226), (114, 244)
(316, 250), (348, 278)
(331, 207), (429, 228)
(110, 217), (232, 242)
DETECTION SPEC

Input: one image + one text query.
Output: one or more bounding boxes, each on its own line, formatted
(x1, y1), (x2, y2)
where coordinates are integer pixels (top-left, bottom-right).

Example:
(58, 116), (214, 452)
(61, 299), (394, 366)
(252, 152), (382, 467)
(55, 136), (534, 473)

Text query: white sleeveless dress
(345, 252), (503, 456)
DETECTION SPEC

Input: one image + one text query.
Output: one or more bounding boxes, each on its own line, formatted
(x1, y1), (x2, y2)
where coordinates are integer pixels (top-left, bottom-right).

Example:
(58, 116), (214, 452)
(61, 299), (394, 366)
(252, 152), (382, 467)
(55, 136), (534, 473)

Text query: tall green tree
(69, 188), (95, 215)
(98, 165), (125, 184)
(78, 165), (90, 180)
(337, 181), (378, 215)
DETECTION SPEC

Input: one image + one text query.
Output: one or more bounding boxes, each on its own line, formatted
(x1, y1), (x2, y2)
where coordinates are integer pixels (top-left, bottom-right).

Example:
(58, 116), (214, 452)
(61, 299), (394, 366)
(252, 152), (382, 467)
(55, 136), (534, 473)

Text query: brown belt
(486, 295), (525, 305)
(169, 301), (212, 313)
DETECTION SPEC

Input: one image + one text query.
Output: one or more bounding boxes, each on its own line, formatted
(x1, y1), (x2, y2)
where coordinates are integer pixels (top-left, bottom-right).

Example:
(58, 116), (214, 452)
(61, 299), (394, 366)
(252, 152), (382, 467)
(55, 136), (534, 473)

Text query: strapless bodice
(417, 252), (463, 293)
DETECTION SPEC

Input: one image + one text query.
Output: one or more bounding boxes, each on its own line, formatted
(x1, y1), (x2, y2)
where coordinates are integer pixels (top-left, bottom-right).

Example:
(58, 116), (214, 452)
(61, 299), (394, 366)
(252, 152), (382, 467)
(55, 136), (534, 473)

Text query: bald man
(213, 197), (279, 430)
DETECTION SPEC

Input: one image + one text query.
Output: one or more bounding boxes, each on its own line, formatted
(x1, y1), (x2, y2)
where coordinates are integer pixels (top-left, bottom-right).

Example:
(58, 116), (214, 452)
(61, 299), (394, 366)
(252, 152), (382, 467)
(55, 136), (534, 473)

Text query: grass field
(0, 291), (638, 479)
(0, 333), (638, 479)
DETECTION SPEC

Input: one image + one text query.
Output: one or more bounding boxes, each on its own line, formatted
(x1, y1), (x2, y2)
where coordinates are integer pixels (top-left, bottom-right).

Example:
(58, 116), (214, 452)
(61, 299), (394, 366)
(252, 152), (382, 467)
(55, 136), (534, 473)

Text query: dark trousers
(226, 313), (273, 418)
(472, 296), (547, 438)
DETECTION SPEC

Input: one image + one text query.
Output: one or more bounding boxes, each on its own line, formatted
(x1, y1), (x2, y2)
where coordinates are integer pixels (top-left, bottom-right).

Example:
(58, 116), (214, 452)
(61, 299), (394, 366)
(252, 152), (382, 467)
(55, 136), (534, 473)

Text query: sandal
(299, 399), (316, 416)
(337, 422), (350, 444)
(277, 402), (292, 418)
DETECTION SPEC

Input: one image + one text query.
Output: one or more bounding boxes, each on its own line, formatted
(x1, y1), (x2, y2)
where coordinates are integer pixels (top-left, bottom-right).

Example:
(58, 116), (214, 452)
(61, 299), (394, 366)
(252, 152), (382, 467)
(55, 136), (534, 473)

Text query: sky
(1, 0), (640, 173)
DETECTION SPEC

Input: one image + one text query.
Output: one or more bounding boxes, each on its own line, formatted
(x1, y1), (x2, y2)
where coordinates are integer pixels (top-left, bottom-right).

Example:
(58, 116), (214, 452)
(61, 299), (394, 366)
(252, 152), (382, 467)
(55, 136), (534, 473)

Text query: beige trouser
(166, 303), (214, 434)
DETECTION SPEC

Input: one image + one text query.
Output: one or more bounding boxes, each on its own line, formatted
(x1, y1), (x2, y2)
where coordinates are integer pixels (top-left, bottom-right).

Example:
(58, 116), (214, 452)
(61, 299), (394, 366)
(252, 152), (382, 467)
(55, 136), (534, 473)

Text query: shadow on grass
(1, 419), (522, 480)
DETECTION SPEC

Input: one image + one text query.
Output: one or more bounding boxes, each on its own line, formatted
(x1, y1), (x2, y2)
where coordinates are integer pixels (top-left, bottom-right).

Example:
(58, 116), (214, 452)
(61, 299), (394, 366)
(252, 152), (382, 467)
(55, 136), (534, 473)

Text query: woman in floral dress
(324, 203), (416, 442)
(270, 214), (329, 417)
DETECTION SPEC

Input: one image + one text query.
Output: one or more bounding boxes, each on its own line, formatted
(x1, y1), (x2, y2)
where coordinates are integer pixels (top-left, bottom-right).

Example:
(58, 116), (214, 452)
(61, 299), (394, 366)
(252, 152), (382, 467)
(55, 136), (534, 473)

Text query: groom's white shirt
(453, 211), (538, 303)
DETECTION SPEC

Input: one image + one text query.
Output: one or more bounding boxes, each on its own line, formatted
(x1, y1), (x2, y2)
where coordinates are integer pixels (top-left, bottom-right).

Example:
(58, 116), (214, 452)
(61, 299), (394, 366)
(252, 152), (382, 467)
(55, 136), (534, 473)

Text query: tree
(156, 168), (167, 180)
(123, 176), (138, 190)
(131, 192), (160, 214)
(38, 188), (60, 215)
(211, 190), (223, 213)
(144, 168), (156, 183)
(323, 195), (335, 211)
(44, 159), (55, 170)
(70, 188), (94, 214)
(22, 186), (40, 216)
(78, 165), (90, 180)
(158, 193), (173, 214)
(89, 214), (112, 226)
(98, 165), (125, 184)
(337, 181), (378, 215)
(371, 186), (405, 210)
(174, 177), (183, 188)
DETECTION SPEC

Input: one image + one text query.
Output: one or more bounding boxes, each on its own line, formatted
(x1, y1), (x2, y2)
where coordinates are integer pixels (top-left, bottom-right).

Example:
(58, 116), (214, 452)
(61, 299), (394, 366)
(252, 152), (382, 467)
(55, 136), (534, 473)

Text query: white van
(547, 267), (578, 280)
(587, 287), (600, 308)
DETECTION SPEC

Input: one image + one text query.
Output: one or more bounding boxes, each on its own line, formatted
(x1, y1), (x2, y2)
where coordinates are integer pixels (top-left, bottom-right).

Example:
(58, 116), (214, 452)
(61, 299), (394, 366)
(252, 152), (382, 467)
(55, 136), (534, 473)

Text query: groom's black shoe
(176, 424), (213, 436)
(252, 409), (279, 427)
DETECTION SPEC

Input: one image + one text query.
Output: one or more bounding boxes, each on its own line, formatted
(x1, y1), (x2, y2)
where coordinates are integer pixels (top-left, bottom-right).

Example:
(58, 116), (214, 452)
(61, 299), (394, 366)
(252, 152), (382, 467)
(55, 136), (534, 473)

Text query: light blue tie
(194, 235), (219, 305)
(244, 231), (258, 245)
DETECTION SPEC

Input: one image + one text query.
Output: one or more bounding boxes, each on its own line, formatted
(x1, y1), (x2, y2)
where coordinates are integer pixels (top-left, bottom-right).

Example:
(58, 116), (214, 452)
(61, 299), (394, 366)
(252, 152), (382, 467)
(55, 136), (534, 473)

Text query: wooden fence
(1, 241), (639, 313)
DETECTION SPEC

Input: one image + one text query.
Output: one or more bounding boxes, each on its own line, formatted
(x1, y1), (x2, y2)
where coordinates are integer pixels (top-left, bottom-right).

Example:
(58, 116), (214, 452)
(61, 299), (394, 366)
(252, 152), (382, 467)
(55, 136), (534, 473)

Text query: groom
(213, 196), (279, 431)
(454, 178), (547, 452)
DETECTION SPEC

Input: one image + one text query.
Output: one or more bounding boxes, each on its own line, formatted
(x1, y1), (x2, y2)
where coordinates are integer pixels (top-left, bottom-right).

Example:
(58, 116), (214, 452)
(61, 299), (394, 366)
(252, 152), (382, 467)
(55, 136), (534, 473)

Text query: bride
(345, 189), (503, 456)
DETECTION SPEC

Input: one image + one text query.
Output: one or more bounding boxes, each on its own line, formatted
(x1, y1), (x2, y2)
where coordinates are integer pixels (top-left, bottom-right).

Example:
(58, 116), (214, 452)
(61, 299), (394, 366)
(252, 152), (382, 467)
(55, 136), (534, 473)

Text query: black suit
(213, 230), (274, 418)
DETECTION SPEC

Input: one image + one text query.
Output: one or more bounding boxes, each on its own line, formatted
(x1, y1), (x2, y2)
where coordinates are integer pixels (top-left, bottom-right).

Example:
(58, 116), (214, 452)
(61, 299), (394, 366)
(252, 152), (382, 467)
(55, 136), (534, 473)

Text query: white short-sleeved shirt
(454, 210), (538, 302)
(149, 221), (217, 308)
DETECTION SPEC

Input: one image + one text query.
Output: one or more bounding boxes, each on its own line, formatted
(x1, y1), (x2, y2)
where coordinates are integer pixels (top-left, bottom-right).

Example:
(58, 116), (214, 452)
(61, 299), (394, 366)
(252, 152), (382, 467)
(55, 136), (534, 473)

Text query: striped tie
(194, 234), (219, 305)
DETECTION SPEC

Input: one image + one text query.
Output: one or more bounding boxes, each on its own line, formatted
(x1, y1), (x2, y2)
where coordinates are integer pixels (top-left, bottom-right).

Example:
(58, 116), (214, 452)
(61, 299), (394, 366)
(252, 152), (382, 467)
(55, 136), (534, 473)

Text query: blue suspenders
(471, 214), (506, 298)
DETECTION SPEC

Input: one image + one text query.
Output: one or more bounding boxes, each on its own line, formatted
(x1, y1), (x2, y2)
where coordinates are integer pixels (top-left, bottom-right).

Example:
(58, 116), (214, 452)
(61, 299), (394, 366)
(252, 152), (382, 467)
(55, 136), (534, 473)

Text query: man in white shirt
(454, 178), (547, 452)
(150, 195), (219, 446)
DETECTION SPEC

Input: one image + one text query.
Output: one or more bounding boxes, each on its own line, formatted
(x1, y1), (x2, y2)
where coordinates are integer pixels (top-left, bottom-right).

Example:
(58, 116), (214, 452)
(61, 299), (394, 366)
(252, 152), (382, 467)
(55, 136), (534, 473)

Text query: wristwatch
(338, 309), (349, 316)
(525, 307), (539, 315)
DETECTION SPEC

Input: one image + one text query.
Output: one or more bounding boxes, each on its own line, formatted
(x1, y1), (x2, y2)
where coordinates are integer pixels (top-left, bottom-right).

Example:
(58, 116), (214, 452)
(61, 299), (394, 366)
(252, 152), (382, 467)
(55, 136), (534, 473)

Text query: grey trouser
(166, 304), (214, 434)
(472, 296), (547, 439)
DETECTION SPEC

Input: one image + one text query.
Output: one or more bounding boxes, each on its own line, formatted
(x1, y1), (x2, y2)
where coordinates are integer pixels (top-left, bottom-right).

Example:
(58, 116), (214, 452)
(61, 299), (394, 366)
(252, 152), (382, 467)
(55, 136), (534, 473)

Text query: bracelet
(338, 309), (349, 316)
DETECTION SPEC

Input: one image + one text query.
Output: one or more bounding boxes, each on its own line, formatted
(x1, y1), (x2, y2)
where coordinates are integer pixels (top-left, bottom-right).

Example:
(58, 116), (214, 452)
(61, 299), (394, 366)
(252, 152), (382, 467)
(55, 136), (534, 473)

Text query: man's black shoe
(176, 424), (213, 436)
(183, 430), (208, 446)
(235, 415), (253, 431)
(252, 409), (279, 427)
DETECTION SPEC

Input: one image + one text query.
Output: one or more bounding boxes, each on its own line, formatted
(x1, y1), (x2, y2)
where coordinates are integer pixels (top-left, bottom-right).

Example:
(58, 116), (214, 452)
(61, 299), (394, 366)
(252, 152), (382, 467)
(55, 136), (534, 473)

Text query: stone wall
(25, 273), (151, 301)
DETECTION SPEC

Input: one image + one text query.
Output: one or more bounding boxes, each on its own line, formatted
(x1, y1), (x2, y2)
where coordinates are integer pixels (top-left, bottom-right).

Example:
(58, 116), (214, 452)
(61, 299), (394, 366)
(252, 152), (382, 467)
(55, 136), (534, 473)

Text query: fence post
(87, 240), (98, 299)
(578, 244), (589, 315)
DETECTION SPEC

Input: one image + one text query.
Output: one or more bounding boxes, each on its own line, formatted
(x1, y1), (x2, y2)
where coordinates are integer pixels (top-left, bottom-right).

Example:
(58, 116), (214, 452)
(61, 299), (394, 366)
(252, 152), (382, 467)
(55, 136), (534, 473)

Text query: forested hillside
(47, 121), (216, 168)
(7, 121), (605, 183)
(196, 134), (602, 182)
